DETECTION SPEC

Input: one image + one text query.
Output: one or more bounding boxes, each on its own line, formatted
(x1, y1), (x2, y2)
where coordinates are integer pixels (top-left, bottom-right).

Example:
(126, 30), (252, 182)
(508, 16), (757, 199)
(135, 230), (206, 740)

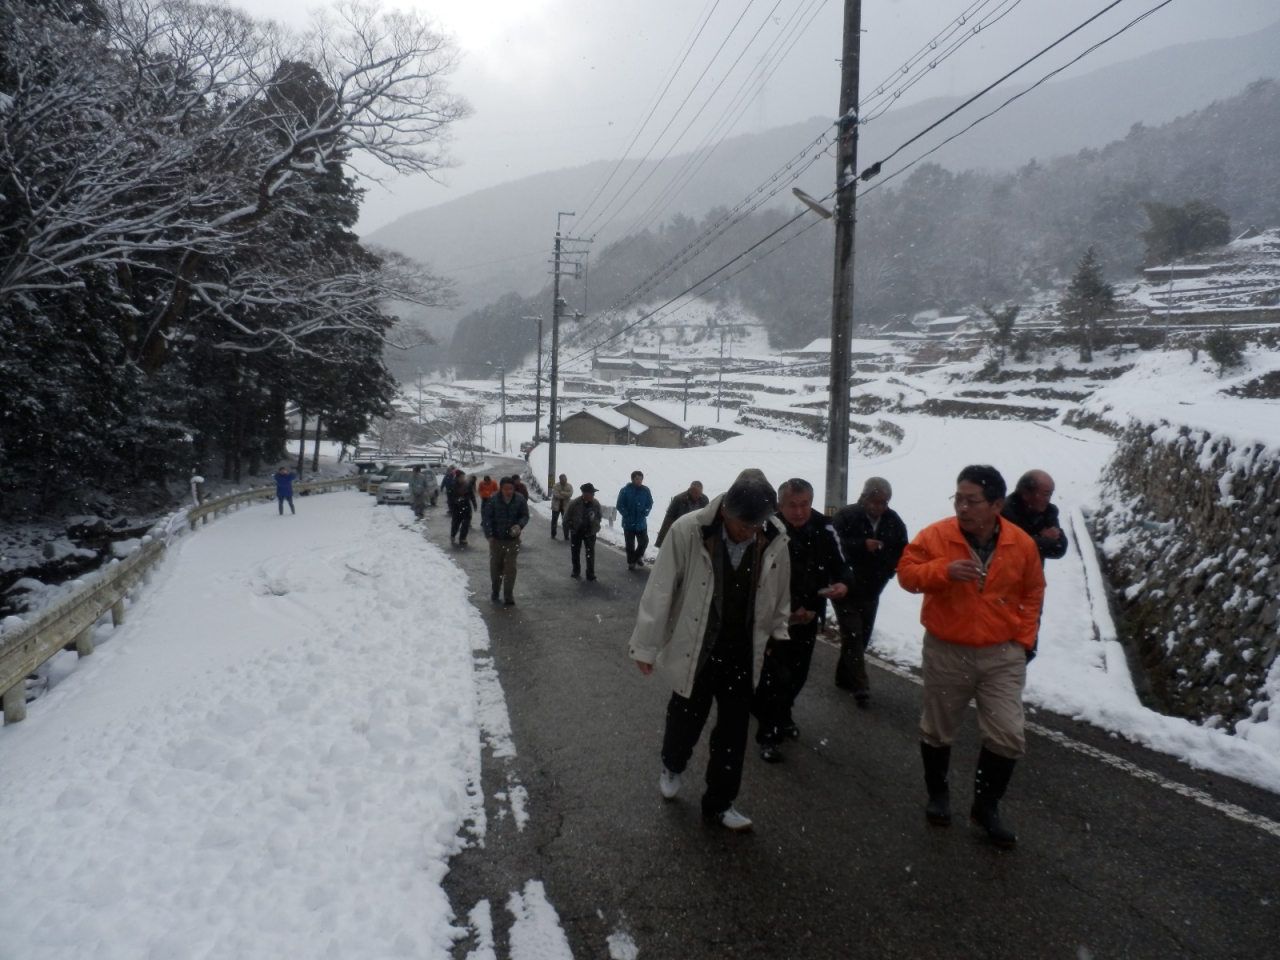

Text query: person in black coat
(832, 477), (909, 704)
(1002, 469), (1068, 661)
(753, 477), (855, 762)
(1002, 470), (1068, 564)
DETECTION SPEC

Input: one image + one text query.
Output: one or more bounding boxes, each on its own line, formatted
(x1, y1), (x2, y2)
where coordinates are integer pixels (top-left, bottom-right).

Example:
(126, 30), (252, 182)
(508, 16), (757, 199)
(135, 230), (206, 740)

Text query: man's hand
(1041, 526), (1061, 541)
(947, 559), (984, 582)
(635, 661), (654, 676)
(512, 524), (523, 537)
(790, 606), (816, 625)
(865, 539), (883, 552)
(821, 583), (849, 601)
(487, 537), (495, 545)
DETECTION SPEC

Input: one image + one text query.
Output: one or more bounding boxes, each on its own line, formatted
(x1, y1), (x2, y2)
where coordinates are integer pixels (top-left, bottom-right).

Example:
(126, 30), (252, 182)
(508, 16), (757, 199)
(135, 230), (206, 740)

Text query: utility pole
(498, 364), (507, 453)
(683, 377), (691, 421)
(547, 212), (573, 491)
(525, 315), (544, 436)
(716, 327), (726, 423)
(823, 0), (862, 515)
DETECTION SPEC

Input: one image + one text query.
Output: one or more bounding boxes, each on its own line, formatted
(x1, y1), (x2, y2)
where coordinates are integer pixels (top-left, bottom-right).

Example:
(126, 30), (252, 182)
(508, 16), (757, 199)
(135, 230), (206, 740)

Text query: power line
(858, 0), (1177, 198)
(576, 1), (763, 240)
(573, 0), (723, 231)
(564, 128), (834, 347)
(857, 0), (1135, 184)
(622, 0), (832, 241)
(859, 0), (1027, 125)
(561, 197), (830, 367)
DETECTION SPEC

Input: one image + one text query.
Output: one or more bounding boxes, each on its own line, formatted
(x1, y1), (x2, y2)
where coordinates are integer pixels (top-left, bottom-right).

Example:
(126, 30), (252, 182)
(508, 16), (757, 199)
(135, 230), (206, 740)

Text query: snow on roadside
(0, 492), (508, 959)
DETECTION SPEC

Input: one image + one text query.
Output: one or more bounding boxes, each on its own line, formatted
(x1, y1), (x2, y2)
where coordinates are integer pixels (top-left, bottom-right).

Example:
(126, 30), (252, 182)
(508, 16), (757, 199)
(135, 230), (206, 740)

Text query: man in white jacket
(629, 471), (792, 832)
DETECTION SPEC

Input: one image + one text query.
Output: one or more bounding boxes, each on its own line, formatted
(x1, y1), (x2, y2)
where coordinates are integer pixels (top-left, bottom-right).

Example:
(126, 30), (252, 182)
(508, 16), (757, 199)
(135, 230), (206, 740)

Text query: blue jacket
(274, 471), (296, 498)
(616, 483), (654, 531)
(481, 492), (530, 540)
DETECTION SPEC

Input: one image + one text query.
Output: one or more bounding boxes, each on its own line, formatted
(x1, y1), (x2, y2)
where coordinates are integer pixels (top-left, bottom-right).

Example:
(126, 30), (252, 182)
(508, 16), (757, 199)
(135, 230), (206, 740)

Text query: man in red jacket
(897, 464), (1045, 847)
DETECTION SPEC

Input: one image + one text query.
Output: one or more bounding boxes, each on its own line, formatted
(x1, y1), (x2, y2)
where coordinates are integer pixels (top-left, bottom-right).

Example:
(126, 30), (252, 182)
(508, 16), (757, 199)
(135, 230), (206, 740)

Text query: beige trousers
(918, 631), (1027, 759)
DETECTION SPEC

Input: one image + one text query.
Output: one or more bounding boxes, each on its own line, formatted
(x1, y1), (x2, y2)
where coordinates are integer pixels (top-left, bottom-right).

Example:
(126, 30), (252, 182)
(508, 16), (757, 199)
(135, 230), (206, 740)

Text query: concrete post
(75, 626), (95, 657)
(3, 684), (27, 724)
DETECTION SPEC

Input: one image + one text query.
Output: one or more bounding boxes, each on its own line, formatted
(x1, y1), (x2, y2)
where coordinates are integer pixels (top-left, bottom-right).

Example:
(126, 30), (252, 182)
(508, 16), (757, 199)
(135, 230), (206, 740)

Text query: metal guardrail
(0, 476), (358, 724)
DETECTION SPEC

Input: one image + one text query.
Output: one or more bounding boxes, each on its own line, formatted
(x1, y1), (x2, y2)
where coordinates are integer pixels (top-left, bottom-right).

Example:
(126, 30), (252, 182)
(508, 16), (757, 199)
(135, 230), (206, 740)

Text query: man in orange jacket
(897, 464), (1045, 848)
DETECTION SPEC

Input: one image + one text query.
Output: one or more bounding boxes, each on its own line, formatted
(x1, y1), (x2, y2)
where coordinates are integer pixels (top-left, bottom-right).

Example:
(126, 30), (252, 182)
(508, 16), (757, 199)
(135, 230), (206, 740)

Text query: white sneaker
(659, 766), (681, 800)
(709, 805), (753, 832)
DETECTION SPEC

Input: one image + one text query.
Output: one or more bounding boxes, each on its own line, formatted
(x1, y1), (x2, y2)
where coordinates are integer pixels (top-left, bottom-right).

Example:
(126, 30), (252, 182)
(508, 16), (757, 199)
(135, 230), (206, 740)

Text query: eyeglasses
(951, 495), (991, 508)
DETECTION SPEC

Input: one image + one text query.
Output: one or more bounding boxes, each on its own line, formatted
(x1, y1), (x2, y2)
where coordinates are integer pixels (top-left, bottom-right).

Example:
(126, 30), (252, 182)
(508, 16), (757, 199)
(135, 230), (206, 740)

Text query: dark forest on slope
(450, 78), (1280, 368)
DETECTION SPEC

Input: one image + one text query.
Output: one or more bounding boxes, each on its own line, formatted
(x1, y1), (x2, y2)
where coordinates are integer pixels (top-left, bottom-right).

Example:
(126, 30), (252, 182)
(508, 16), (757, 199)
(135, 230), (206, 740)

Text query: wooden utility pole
(823, 0), (862, 515)
(547, 212), (574, 491)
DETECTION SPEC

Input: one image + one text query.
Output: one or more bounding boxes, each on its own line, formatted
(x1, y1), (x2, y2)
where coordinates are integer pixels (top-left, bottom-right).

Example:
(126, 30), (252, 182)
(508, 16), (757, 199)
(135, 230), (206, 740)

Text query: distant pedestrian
(565, 483), (602, 580)
(1002, 470), (1068, 566)
(616, 470), (654, 569)
(448, 473), (479, 545)
(408, 465), (432, 520)
(477, 475), (498, 501)
(831, 477), (909, 705)
(512, 476), (530, 500)
(754, 478), (853, 762)
(481, 477), (529, 606)
(630, 471), (791, 832)
(898, 465), (1045, 847)
(654, 480), (709, 547)
(274, 467), (296, 515)
(550, 473), (575, 539)
(1002, 469), (1066, 661)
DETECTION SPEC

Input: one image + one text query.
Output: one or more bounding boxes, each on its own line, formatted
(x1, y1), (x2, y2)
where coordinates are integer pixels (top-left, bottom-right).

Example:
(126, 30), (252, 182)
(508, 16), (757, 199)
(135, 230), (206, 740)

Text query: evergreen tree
(1139, 199), (1231, 264)
(1060, 247), (1115, 363)
(981, 303), (1021, 365)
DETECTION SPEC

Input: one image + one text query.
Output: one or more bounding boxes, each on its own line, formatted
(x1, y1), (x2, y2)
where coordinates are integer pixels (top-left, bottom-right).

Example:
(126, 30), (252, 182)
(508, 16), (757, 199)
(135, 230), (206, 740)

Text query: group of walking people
(627, 463), (1066, 848)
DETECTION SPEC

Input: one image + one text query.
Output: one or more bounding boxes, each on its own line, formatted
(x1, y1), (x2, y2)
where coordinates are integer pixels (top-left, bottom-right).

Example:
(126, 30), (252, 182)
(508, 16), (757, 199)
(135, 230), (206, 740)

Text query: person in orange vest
(477, 475), (498, 501)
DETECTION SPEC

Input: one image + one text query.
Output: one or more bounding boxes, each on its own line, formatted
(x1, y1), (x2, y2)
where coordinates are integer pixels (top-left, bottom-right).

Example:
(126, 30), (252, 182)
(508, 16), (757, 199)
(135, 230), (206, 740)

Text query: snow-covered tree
(1060, 246), (1115, 364)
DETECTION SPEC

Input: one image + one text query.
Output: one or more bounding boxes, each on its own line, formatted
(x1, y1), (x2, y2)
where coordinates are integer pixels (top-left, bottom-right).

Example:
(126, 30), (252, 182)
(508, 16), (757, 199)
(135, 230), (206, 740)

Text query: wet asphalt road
(413, 499), (1280, 960)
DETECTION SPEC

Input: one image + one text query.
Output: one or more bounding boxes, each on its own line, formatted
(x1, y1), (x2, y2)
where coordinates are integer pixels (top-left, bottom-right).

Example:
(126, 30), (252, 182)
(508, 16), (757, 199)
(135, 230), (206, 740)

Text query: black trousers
(834, 590), (879, 693)
(450, 508), (472, 542)
(661, 647), (753, 817)
(551, 509), (563, 536)
(754, 621), (818, 743)
(624, 528), (649, 565)
(570, 533), (596, 577)
(277, 495), (294, 515)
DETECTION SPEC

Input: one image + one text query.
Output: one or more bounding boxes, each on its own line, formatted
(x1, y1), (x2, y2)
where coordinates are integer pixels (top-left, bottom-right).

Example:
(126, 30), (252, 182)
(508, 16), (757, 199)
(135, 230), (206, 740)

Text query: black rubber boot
(970, 747), (1018, 847)
(920, 742), (952, 826)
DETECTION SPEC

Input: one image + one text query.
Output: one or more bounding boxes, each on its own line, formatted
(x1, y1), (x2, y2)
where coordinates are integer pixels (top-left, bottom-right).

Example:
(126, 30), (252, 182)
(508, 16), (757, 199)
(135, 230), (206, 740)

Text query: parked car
(377, 468), (439, 506)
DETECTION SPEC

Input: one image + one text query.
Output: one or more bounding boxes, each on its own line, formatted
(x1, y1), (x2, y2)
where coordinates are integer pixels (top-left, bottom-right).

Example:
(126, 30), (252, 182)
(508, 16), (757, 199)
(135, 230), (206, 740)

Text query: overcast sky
(234, 0), (1279, 234)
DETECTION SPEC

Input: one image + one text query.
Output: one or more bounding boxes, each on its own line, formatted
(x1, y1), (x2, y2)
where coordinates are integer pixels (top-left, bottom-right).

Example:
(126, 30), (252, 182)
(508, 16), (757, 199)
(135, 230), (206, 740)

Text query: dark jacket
(1002, 493), (1068, 563)
(832, 504), (909, 596)
(274, 470), (296, 498)
(564, 495), (602, 537)
(481, 492), (529, 540)
(448, 479), (478, 514)
(616, 483), (654, 531)
(781, 508), (855, 619)
(655, 491), (710, 546)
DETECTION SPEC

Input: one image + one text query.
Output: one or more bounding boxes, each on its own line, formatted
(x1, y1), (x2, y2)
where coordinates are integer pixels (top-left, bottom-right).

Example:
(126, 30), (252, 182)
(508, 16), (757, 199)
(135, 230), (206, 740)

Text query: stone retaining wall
(1092, 424), (1280, 730)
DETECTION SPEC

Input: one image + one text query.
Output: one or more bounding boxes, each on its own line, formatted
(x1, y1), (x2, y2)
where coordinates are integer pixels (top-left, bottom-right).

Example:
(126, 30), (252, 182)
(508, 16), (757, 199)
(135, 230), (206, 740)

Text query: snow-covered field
(0, 492), (542, 959)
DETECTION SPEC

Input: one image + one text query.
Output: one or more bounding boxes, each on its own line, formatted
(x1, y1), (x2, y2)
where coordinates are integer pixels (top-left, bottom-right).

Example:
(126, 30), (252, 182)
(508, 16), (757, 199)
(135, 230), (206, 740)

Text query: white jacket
(550, 481), (575, 511)
(628, 495), (791, 698)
